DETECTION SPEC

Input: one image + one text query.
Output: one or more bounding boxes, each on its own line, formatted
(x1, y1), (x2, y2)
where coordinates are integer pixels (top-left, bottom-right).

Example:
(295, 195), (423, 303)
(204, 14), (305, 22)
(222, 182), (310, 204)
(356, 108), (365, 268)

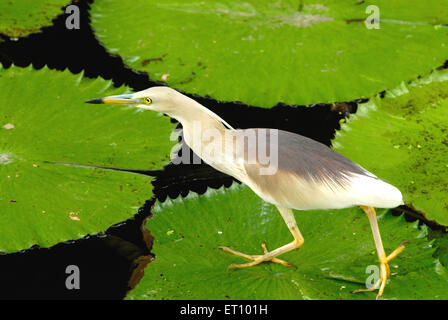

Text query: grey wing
(234, 129), (401, 210)
(274, 130), (374, 187)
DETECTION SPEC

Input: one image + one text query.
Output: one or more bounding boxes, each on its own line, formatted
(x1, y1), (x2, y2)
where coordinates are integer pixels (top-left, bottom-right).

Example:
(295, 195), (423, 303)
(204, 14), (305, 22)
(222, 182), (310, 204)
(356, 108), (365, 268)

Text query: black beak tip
(85, 98), (104, 104)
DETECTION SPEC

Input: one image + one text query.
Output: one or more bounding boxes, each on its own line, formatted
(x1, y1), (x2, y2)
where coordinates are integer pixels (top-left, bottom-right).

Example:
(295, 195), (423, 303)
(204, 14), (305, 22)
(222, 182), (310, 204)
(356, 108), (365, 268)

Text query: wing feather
(233, 129), (402, 210)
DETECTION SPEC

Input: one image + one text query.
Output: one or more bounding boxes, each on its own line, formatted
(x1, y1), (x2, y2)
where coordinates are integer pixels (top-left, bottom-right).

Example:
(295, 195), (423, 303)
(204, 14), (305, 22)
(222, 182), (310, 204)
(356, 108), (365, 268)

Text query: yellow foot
(219, 243), (296, 270)
(353, 241), (407, 299)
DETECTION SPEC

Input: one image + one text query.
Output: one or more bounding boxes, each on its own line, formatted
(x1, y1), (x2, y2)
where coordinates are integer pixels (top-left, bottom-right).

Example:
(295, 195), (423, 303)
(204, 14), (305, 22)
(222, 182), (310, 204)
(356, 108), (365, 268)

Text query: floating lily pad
(91, 0), (448, 107)
(0, 0), (68, 37)
(127, 184), (448, 300)
(334, 69), (448, 225)
(0, 65), (176, 253)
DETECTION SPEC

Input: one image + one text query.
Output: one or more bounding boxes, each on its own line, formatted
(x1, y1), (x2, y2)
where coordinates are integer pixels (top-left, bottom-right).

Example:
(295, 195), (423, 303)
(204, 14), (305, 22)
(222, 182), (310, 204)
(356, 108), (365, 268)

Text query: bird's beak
(85, 93), (140, 105)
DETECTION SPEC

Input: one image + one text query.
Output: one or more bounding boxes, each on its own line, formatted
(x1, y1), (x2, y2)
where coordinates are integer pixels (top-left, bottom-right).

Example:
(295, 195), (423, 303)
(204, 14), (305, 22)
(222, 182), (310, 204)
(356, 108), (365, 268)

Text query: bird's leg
(353, 206), (406, 299)
(219, 206), (304, 270)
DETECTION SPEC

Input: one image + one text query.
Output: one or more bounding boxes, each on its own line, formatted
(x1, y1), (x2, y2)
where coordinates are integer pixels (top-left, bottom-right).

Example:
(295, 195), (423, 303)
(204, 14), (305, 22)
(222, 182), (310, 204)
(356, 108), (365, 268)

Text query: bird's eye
(144, 97), (152, 104)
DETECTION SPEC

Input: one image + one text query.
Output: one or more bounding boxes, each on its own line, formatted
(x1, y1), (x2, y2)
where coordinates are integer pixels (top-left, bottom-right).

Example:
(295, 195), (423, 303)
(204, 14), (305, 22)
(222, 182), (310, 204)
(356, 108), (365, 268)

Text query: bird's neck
(174, 102), (230, 164)
(172, 101), (247, 181)
(179, 109), (226, 148)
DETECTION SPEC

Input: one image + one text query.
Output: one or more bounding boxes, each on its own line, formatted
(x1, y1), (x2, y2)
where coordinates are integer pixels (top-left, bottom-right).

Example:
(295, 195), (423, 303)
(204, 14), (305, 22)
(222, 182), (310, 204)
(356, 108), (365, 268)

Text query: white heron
(87, 86), (406, 298)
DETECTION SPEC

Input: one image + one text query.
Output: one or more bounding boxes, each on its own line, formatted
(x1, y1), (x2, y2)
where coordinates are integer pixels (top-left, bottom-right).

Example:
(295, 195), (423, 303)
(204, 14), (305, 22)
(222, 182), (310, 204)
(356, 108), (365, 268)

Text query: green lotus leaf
(127, 184), (448, 300)
(91, 0), (448, 107)
(334, 69), (448, 225)
(0, 65), (176, 253)
(0, 0), (68, 37)
(430, 230), (448, 268)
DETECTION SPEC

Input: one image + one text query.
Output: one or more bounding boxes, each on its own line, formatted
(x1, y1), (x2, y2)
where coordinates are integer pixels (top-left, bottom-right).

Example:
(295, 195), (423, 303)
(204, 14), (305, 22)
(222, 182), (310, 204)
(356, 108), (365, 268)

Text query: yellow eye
(144, 97), (152, 104)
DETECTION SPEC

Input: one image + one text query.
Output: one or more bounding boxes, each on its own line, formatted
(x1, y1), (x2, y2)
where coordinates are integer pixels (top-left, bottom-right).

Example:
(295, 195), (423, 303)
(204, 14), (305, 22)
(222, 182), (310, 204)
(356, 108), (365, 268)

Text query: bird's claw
(220, 243), (296, 270)
(353, 242), (407, 299)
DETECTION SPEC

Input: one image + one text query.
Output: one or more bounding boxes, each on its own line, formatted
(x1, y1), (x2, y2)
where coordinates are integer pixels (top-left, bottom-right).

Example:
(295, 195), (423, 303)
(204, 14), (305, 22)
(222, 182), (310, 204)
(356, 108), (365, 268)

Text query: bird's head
(86, 86), (234, 130)
(85, 86), (187, 119)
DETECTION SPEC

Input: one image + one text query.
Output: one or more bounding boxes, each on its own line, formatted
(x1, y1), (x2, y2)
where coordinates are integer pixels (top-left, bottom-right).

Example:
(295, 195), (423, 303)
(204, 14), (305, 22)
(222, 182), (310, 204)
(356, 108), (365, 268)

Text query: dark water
(1, 0), (439, 300)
